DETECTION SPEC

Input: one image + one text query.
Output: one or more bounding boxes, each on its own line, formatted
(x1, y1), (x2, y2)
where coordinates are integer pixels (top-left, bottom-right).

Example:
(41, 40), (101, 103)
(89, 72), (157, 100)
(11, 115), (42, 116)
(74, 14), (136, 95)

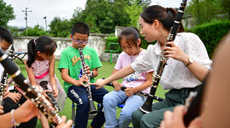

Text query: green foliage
(105, 36), (120, 53)
(71, 0), (150, 34)
(186, 0), (224, 25)
(105, 35), (153, 52)
(190, 20), (230, 57)
(7, 26), (21, 37)
(21, 25), (49, 36)
(220, 0), (230, 18)
(0, 0), (15, 27)
(186, 0), (229, 25)
(49, 17), (72, 37)
(71, 0), (130, 33)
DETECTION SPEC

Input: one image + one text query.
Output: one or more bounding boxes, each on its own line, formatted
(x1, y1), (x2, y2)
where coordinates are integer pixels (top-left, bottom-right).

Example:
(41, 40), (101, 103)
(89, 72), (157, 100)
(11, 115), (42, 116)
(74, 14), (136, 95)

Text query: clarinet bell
(88, 99), (97, 119)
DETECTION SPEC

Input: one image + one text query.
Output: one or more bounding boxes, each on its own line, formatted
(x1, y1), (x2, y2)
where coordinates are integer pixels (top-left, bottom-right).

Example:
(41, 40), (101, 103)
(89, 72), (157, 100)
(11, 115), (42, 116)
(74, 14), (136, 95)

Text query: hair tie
(33, 39), (37, 46)
(166, 8), (174, 17)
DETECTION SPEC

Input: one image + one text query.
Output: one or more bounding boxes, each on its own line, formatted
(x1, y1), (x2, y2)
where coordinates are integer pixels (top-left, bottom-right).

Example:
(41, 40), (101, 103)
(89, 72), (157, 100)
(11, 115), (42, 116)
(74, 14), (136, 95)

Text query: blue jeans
(68, 85), (108, 128)
(103, 90), (146, 128)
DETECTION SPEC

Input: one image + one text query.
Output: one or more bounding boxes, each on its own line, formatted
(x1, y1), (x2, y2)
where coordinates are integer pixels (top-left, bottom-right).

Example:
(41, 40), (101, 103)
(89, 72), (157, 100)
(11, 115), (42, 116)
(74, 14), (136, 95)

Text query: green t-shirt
(58, 46), (102, 93)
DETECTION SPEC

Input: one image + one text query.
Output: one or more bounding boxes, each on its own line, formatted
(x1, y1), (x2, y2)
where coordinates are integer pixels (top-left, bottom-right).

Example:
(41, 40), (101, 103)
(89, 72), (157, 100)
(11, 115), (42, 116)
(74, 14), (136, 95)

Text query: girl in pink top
(103, 27), (153, 128)
(25, 36), (66, 128)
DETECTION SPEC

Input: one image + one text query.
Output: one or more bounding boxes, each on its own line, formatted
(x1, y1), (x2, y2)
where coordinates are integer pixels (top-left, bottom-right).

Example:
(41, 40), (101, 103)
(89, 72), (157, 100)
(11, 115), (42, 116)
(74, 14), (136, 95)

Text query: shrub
(189, 20), (230, 57)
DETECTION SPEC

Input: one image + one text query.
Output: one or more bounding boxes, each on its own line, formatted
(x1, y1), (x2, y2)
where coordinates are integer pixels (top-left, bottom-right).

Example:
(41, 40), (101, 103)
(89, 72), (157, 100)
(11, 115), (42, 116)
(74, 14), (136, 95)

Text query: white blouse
(131, 32), (212, 89)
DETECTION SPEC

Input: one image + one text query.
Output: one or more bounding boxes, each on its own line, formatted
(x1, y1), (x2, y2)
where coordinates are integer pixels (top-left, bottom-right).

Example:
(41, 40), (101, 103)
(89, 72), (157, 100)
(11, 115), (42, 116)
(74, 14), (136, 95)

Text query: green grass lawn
(16, 61), (167, 128)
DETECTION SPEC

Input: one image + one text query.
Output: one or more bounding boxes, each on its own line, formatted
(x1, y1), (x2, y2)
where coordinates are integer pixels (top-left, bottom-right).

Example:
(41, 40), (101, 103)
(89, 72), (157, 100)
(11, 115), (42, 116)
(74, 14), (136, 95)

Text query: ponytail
(27, 39), (37, 67)
(141, 5), (184, 32)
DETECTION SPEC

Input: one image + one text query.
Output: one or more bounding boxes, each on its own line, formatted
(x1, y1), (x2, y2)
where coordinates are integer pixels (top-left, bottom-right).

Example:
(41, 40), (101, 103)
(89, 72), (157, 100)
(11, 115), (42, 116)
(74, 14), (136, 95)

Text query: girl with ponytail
(25, 36), (66, 128)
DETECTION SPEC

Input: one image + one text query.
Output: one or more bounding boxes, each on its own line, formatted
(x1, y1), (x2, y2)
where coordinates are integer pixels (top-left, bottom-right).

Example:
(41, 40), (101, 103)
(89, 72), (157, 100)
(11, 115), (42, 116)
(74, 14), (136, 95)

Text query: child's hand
(7, 92), (22, 103)
(78, 75), (89, 87)
(112, 81), (121, 91)
(125, 87), (137, 97)
(84, 65), (91, 76)
(56, 116), (72, 128)
(0, 105), (4, 114)
(52, 86), (58, 97)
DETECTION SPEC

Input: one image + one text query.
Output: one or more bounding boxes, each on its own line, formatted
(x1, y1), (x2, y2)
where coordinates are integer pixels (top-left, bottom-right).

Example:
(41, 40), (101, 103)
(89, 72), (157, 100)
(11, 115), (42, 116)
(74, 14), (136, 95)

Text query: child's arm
(24, 61), (37, 86)
(111, 69), (122, 91)
(125, 71), (153, 96)
(49, 55), (58, 97)
(61, 69), (88, 86)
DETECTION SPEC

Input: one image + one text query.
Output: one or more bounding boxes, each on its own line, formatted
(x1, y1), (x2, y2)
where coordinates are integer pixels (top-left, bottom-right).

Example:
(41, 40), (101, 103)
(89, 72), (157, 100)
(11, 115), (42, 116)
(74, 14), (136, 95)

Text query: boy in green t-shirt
(59, 22), (108, 128)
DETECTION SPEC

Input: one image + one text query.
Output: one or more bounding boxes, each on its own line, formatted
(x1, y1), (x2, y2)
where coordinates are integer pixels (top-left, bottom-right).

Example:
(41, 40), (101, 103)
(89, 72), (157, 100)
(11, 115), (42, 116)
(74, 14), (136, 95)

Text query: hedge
(105, 35), (154, 53)
(189, 20), (230, 57)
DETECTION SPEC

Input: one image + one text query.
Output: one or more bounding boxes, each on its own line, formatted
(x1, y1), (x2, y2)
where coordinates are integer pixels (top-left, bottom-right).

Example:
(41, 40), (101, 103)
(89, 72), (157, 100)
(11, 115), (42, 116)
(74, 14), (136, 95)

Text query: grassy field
(16, 61), (167, 128)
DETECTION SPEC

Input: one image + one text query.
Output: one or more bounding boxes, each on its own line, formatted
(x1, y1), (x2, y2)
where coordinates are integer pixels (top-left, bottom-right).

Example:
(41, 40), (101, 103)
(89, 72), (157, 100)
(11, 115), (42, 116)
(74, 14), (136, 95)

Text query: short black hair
(71, 22), (90, 35)
(0, 27), (13, 44)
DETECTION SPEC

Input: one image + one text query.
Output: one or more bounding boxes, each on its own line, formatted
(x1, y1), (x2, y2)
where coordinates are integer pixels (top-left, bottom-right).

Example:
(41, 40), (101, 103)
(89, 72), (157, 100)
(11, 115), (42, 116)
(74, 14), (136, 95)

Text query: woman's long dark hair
(141, 5), (184, 32)
(27, 36), (57, 67)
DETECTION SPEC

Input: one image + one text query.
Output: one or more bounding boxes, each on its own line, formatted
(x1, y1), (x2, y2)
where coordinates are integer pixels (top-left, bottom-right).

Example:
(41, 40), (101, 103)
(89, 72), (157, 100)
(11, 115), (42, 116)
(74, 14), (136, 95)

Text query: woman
(95, 5), (211, 128)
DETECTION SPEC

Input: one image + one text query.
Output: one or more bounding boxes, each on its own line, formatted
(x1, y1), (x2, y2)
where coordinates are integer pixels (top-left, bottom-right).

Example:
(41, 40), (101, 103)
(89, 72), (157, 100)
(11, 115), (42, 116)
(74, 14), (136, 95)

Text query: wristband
(11, 109), (20, 127)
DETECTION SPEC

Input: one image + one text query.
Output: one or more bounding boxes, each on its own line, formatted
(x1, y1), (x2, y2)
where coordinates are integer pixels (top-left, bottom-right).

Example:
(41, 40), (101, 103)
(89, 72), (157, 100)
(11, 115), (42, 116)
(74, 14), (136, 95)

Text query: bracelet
(11, 109), (20, 127)
(185, 57), (194, 67)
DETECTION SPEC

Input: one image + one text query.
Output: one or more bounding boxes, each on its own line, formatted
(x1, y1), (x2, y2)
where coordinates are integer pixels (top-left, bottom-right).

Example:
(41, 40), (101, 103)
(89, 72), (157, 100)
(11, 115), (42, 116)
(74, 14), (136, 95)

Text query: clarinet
(0, 45), (15, 105)
(0, 71), (7, 105)
(140, 0), (188, 114)
(78, 48), (97, 117)
(183, 81), (206, 126)
(0, 49), (63, 126)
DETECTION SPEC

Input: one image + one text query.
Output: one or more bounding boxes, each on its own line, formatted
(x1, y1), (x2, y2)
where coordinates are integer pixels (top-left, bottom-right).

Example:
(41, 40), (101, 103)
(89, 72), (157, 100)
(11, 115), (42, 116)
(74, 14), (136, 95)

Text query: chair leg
(72, 102), (76, 127)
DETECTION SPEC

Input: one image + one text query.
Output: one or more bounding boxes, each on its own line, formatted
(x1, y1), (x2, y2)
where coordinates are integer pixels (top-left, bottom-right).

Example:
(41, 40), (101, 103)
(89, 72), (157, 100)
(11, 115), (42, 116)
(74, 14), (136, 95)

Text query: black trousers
(3, 95), (37, 128)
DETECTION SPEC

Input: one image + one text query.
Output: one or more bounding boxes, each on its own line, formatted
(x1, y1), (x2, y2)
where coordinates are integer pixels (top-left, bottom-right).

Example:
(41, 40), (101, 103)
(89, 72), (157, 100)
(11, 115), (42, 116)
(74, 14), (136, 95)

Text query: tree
(21, 25), (48, 36)
(49, 17), (72, 37)
(186, 0), (227, 25)
(71, 0), (131, 33)
(125, 0), (151, 27)
(0, 0), (15, 27)
(220, 0), (230, 18)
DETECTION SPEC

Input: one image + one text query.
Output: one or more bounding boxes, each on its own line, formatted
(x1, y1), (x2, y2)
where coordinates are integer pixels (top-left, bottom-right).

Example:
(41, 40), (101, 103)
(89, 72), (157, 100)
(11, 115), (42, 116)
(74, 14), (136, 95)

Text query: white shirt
(131, 32), (212, 89)
(114, 50), (153, 94)
(0, 64), (4, 80)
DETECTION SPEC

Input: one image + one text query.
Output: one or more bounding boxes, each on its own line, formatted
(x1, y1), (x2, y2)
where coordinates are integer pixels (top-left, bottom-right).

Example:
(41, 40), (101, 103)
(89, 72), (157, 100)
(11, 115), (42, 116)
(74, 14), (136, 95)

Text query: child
(58, 22), (108, 128)
(95, 5), (211, 128)
(25, 36), (66, 128)
(0, 27), (38, 128)
(103, 27), (153, 128)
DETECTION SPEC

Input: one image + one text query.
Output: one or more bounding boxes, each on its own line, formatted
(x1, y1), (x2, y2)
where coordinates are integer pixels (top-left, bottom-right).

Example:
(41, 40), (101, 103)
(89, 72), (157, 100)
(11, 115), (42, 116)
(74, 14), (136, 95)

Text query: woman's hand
(93, 79), (106, 89)
(163, 41), (189, 64)
(160, 106), (202, 128)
